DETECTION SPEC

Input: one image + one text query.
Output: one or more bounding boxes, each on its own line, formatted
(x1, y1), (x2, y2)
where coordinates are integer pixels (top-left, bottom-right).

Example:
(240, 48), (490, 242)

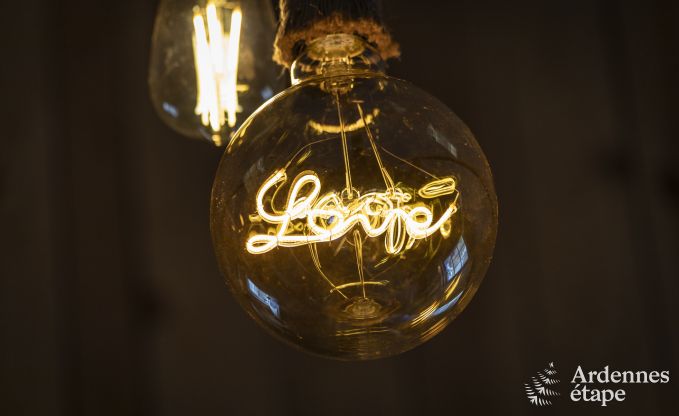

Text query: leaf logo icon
(524, 362), (561, 406)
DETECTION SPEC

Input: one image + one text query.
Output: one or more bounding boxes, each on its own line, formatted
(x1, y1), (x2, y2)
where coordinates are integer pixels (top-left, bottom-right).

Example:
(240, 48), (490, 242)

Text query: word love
(246, 170), (458, 255)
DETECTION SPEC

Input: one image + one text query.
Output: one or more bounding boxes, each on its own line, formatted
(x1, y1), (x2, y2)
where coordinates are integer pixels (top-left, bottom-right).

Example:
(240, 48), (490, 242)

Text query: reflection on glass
(444, 237), (468, 282)
(433, 291), (465, 317)
(247, 279), (280, 317)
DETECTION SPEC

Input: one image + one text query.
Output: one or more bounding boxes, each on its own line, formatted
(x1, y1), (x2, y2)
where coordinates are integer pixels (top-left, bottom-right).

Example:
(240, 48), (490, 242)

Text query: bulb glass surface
(211, 35), (498, 359)
(149, 0), (283, 145)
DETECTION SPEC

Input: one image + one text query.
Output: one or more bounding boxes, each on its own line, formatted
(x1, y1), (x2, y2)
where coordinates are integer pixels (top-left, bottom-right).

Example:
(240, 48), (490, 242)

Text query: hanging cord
(273, 0), (400, 67)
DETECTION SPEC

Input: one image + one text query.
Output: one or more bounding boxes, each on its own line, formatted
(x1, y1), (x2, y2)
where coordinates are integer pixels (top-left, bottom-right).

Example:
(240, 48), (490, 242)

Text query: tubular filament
(246, 170), (458, 255)
(192, 1), (243, 140)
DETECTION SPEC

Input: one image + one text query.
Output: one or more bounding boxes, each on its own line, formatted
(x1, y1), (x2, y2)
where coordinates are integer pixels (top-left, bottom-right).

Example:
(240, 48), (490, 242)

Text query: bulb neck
(290, 34), (386, 85)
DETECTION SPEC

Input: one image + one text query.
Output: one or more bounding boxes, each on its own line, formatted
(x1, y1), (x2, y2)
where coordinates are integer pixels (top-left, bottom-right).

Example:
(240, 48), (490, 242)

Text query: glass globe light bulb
(211, 34), (498, 359)
(148, 0), (283, 145)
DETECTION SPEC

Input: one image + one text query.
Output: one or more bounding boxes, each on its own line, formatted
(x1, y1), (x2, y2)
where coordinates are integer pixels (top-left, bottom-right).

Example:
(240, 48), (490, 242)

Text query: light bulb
(149, 0), (283, 145)
(211, 34), (498, 359)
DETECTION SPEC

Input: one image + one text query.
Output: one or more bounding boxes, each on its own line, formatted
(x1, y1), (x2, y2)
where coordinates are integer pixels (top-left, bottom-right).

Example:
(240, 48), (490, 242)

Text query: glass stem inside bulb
(352, 229), (367, 299)
(290, 34), (387, 85)
(334, 90), (355, 198)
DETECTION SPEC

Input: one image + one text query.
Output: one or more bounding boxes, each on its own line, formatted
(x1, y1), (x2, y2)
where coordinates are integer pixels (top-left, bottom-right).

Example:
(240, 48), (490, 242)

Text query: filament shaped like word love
(246, 170), (458, 255)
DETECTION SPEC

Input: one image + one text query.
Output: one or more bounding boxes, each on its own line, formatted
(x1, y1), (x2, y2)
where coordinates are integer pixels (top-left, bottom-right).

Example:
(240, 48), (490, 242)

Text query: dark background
(1, 0), (678, 414)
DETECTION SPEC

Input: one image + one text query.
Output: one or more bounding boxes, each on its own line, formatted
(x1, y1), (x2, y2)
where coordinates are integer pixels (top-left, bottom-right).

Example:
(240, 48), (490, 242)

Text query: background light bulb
(149, 0), (283, 145)
(211, 34), (498, 360)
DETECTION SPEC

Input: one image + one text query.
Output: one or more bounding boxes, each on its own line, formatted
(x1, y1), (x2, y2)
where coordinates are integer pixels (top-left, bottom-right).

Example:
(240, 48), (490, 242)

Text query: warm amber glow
(192, 2), (243, 142)
(243, 100), (461, 303)
(246, 170), (458, 255)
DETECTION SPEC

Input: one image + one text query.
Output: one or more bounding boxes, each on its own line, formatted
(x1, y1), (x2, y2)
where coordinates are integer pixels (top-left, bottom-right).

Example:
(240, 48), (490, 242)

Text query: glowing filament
(192, 2), (243, 139)
(246, 170), (458, 255)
